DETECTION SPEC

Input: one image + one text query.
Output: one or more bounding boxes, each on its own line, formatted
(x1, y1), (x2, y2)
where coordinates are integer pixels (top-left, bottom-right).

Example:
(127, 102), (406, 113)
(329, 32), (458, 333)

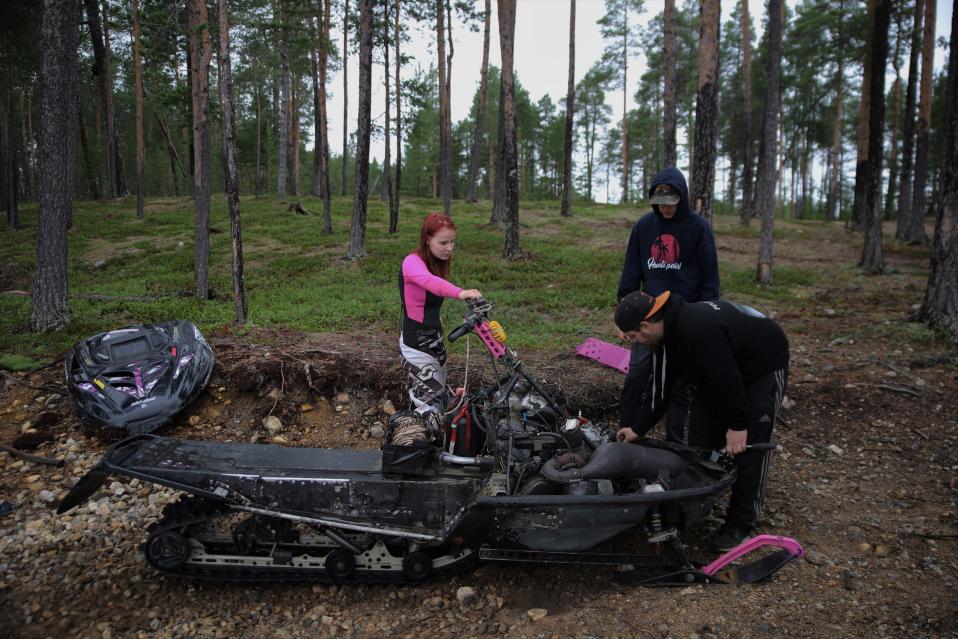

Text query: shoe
(711, 524), (751, 553)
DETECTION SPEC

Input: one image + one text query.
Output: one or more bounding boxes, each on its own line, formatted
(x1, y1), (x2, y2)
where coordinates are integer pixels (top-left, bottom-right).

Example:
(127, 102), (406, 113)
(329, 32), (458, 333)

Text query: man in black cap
(613, 290), (789, 552)
(617, 167), (720, 444)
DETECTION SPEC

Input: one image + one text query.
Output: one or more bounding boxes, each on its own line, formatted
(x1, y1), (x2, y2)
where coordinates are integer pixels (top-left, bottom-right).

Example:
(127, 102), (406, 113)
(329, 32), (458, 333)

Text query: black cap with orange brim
(615, 291), (671, 332)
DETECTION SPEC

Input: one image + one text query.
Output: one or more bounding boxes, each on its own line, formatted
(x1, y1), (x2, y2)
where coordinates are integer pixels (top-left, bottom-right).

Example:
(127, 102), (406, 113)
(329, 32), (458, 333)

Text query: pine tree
(918, 1), (958, 339)
(560, 0), (576, 217)
(858, 0), (892, 274)
(345, 0), (373, 260)
(31, 0), (76, 331)
(498, 0), (520, 258)
(690, 0), (720, 223)
(466, 0), (491, 203)
(906, 0), (936, 245)
(755, 0), (782, 285)
(188, 0), (213, 300)
(217, 0), (247, 324)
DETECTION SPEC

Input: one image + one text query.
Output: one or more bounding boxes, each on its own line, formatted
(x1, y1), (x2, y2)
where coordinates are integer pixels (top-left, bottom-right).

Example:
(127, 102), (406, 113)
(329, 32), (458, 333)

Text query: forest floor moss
(0, 194), (947, 364)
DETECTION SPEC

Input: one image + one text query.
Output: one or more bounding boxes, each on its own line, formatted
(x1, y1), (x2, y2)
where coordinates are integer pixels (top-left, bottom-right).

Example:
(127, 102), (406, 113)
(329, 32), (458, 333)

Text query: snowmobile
(64, 321), (214, 436)
(58, 300), (803, 585)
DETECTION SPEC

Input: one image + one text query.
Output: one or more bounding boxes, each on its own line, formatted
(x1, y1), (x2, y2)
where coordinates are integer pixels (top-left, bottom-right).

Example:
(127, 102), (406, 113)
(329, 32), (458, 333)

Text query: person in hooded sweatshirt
(617, 167), (720, 444)
(612, 290), (789, 552)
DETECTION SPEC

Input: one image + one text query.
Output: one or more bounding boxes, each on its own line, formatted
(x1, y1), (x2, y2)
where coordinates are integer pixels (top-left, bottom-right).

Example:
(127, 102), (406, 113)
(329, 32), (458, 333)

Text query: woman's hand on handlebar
(458, 289), (482, 300)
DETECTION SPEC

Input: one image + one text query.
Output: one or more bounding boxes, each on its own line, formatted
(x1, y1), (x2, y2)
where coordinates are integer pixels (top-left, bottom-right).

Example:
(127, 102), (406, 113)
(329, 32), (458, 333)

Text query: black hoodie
(633, 297), (790, 435)
(617, 167), (720, 302)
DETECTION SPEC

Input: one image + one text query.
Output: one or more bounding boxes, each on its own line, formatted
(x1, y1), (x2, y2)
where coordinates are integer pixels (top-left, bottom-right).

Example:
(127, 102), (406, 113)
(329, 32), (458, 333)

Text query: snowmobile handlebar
(447, 298), (493, 343)
(448, 323), (472, 343)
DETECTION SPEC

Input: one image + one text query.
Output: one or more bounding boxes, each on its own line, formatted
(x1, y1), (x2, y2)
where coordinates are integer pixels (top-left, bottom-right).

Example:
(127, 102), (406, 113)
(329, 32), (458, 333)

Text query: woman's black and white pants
(399, 330), (448, 423)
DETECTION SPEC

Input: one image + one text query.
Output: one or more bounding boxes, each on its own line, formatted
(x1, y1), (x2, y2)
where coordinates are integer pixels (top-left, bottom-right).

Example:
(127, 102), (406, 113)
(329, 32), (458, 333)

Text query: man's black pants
(687, 367), (788, 531)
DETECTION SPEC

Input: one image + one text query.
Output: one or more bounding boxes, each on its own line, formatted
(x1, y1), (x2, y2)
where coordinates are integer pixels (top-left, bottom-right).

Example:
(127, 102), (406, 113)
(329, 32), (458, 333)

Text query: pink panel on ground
(575, 338), (631, 375)
(701, 534), (806, 576)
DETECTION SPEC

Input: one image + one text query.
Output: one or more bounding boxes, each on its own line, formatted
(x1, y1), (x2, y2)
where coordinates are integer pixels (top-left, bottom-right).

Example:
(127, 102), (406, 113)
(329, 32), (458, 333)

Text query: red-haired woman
(398, 213), (481, 435)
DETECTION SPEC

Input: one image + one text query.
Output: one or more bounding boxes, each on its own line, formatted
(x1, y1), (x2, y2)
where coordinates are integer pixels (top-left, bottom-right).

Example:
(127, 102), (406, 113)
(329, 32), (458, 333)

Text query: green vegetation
(1, 195), (861, 358)
(0, 352), (48, 371)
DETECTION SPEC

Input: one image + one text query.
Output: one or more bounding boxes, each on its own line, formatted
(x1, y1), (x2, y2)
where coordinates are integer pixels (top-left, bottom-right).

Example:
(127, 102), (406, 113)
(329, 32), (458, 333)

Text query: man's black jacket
(633, 298), (789, 435)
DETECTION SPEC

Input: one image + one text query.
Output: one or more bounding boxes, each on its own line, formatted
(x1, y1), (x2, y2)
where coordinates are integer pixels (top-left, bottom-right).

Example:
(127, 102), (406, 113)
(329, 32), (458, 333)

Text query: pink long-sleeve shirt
(399, 253), (462, 340)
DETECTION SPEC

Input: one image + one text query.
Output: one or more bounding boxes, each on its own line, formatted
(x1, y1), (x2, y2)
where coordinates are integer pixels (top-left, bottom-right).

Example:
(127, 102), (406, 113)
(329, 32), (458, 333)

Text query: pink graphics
(474, 321), (507, 360)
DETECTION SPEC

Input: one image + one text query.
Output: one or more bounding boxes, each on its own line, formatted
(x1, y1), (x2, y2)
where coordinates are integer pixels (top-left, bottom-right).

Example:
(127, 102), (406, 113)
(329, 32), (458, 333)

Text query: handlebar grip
(448, 323), (471, 342)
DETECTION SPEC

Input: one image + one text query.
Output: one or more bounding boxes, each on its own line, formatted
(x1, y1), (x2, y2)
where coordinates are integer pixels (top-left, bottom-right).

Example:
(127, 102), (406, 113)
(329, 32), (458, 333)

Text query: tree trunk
(278, 3), (289, 201)
(740, 0), (753, 224)
(883, 18), (902, 221)
(320, 0), (332, 232)
(728, 140), (737, 204)
(83, 0), (119, 199)
(255, 83), (262, 196)
(620, 16), (629, 204)
(663, 0), (677, 167)
(344, 0), (373, 261)
(2, 33), (18, 228)
(189, 0), (212, 300)
(1, 97), (15, 229)
(310, 0), (323, 197)
(77, 83), (100, 203)
(187, 44), (195, 198)
(133, 0), (145, 219)
(465, 0), (491, 204)
(24, 93), (36, 202)
(586, 114), (595, 201)
(825, 53), (844, 221)
(148, 97), (183, 198)
(498, 0), (520, 258)
(217, 0), (248, 324)
(850, 0), (876, 230)
(490, 73), (507, 226)
(690, 0), (720, 223)
(393, 0), (402, 216)
(896, 0), (924, 238)
(918, 1), (958, 339)
(858, 0), (891, 274)
(101, 1), (126, 197)
(436, 0), (451, 216)
(907, 0), (935, 245)
(31, 0), (75, 332)
(882, 52), (901, 220)
(290, 82), (300, 197)
(487, 99), (495, 201)
(445, 1), (454, 201)
(341, 0), (349, 196)
(383, 2), (395, 232)
(754, 0), (782, 285)
(800, 135), (810, 218)
(560, 0), (576, 217)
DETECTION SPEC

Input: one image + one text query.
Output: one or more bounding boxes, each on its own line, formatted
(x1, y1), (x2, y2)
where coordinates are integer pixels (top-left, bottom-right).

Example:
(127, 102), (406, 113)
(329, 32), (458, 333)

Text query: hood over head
(647, 167), (692, 221)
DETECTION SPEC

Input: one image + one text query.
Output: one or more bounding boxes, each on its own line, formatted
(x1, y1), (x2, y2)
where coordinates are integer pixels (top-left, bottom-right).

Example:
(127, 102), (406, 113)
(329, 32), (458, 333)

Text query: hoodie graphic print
(617, 167), (720, 303)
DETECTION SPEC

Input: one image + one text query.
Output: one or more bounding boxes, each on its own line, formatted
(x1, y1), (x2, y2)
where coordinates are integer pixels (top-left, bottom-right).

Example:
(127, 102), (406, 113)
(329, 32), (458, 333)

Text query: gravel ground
(2, 329), (956, 639)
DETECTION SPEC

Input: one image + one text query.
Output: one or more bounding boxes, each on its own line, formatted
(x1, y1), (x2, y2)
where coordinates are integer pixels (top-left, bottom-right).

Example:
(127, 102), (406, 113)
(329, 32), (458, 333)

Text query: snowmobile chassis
(58, 299), (804, 586)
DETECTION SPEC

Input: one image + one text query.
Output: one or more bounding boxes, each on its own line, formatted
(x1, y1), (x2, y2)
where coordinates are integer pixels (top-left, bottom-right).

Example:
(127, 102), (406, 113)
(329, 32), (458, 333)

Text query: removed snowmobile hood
(65, 321), (214, 435)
